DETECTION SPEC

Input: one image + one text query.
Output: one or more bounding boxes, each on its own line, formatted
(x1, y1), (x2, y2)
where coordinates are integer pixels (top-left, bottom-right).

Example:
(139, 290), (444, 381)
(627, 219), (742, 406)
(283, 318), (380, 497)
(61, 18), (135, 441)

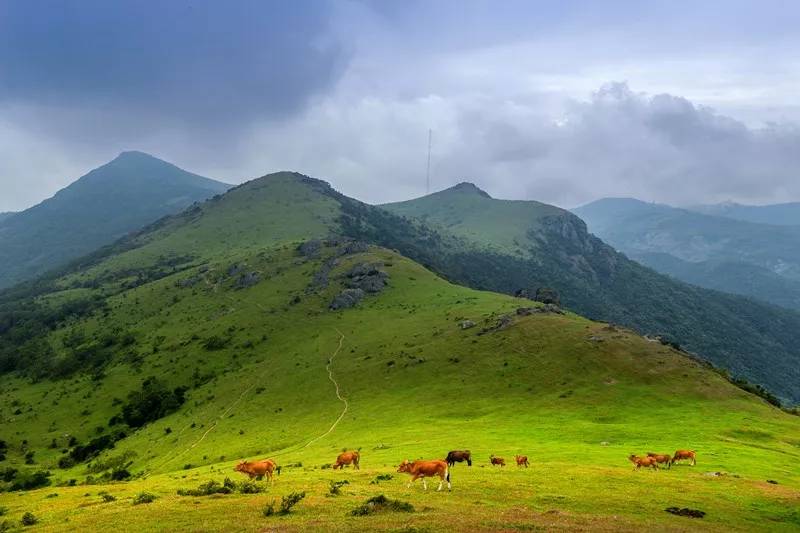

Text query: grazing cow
(490, 455), (505, 466)
(445, 450), (472, 467)
(333, 450), (360, 470)
(397, 459), (451, 491)
(646, 452), (672, 469)
(234, 458), (277, 481)
(628, 454), (659, 471)
(515, 455), (530, 468)
(672, 450), (697, 466)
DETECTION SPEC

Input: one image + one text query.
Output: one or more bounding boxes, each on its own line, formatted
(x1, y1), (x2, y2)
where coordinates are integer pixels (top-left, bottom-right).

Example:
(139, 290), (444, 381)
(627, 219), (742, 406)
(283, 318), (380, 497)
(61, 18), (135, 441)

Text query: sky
(2, 0), (800, 212)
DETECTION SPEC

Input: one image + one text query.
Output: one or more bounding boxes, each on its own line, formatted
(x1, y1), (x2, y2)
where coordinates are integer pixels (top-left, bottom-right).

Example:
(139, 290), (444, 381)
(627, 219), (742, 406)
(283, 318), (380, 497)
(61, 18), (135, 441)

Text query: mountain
(384, 185), (800, 404)
(0, 172), (797, 531)
(691, 200), (800, 226)
(0, 151), (229, 289)
(0, 212), (15, 223)
(573, 198), (800, 309)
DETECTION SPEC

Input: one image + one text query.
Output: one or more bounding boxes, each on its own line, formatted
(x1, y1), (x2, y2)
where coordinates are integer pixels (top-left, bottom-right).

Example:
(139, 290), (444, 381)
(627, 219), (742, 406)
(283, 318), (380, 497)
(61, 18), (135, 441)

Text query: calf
(333, 450), (360, 470)
(646, 452), (672, 469)
(445, 450), (472, 467)
(672, 450), (697, 466)
(628, 454), (659, 471)
(490, 455), (505, 466)
(515, 455), (530, 468)
(234, 458), (277, 482)
(397, 459), (451, 491)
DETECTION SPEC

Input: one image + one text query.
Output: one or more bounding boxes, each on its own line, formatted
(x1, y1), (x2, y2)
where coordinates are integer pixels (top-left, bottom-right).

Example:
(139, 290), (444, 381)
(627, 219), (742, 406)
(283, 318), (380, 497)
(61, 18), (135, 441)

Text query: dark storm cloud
(0, 0), (347, 130)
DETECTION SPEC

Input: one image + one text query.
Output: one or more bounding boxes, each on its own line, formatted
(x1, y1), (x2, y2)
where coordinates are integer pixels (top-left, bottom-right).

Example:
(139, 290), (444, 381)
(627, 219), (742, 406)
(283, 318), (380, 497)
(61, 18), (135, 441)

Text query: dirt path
(157, 326), (347, 471)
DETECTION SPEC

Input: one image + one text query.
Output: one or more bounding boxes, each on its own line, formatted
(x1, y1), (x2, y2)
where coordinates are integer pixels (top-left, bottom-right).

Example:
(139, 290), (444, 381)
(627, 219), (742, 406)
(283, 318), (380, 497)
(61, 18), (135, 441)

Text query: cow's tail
(446, 467), (450, 483)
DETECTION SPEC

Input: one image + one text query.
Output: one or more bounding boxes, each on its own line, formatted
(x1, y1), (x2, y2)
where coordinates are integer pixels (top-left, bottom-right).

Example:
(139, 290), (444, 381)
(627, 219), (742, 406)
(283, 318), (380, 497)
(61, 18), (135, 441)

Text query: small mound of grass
(177, 477), (266, 497)
(665, 507), (705, 518)
(328, 479), (349, 496)
(21, 512), (38, 526)
(132, 492), (157, 505)
(370, 473), (393, 484)
(351, 495), (414, 516)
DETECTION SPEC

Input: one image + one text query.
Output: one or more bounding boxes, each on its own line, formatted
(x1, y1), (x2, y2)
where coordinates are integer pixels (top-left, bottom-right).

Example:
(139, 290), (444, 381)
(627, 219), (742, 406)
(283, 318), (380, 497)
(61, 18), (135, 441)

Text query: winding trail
(157, 325), (348, 471)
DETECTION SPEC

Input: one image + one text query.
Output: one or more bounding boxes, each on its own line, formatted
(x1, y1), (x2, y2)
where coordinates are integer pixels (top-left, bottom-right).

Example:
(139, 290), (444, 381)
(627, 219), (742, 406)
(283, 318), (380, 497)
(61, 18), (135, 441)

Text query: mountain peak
(443, 181), (492, 198)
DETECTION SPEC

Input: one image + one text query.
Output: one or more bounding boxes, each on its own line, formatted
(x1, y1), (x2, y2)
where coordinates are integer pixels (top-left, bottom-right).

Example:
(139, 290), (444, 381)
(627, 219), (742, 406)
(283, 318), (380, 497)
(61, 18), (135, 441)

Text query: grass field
(0, 174), (798, 531)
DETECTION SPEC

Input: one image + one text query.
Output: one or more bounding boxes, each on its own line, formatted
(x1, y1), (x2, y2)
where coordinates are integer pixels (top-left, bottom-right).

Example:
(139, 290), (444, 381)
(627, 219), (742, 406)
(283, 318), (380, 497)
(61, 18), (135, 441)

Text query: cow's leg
(407, 474), (419, 488)
(437, 476), (443, 491)
(421, 476), (428, 490)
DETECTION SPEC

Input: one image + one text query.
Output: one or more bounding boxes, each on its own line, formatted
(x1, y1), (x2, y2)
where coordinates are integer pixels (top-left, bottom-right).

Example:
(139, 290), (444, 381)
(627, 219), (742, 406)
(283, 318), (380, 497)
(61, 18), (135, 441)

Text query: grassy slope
(383, 186), (800, 404)
(0, 174), (798, 531)
(0, 151), (230, 289)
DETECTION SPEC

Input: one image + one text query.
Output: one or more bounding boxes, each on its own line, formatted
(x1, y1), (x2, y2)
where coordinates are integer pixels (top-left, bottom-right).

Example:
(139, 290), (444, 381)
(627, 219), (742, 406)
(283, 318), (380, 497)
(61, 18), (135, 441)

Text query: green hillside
(384, 186), (800, 404)
(0, 173), (797, 531)
(0, 151), (230, 289)
(573, 198), (800, 310)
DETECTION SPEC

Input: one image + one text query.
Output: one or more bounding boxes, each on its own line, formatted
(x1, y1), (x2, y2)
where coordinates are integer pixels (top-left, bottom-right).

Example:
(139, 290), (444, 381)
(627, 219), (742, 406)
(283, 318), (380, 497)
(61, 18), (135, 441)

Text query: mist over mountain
(574, 198), (800, 310)
(690, 201), (800, 226)
(0, 151), (229, 289)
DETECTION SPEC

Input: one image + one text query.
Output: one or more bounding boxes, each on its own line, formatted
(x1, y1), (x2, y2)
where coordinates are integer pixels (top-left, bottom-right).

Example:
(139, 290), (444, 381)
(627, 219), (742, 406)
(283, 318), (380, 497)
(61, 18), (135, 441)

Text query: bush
(202, 335), (230, 351)
(370, 473), (393, 484)
(119, 377), (187, 428)
(21, 512), (38, 526)
(110, 468), (131, 481)
(132, 492), (157, 505)
(351, 494), (414, 516)
(0, 507), (6, 516)
(8, 470), (51, 491)
(177, 478), (264, 497)
(67, 432), (126, 464)
(263, 491), (306, 516)
(100, 492), (116, 502)
(328, 479), (349, 495)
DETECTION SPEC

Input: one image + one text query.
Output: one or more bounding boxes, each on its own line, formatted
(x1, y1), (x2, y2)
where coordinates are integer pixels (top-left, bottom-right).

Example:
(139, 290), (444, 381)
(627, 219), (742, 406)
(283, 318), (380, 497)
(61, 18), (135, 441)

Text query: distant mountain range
(573, 198), (800, 311)
(691, 201), (800, 226)
(0, 151), (229, 288)
(0, 212), (16, 222)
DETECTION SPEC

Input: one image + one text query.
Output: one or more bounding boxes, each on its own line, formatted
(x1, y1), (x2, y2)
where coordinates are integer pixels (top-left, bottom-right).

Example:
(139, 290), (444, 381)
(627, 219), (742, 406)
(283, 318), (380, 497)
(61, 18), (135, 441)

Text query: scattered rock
(309, 258), (338, 291)
(345, 263), (389, 293)
(459, 320), (476, 330)
(479, 314), (513, 335)
(176, 276), (201, 288)
(330, 289), (365, 310)
(516, 305), (565, 316)
(297, 239), (323, 258)
(235, 272), (261, 289)
(339, 240), (369, 256)
(665, 507), (705, 519)
(704, 471), (727, 477)
(600, 441), (610, 446)
(227, 263), (245, 277)
(588, 335), (604, 343)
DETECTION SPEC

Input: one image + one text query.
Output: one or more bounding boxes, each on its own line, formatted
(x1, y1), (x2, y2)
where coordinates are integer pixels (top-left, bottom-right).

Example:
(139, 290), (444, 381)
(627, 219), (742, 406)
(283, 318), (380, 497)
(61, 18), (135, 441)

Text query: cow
(397, 459), (451, 491)
(445, 450), (472, 467)
(628, 454), (659, 471)
(234, 458), (277, 482)
(672, 450), (697, 466)
(646, 452), (672, 469)
(515, 455), (530, 468)
(333, 450), (360, 470)
(490, 455), (505, 466)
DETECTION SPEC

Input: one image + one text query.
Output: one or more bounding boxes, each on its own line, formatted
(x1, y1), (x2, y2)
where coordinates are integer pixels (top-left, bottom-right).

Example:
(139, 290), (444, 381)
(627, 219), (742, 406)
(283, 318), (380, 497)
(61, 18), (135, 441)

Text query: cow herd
(628, 450), (697, 470)
(233, 447), (697, 491)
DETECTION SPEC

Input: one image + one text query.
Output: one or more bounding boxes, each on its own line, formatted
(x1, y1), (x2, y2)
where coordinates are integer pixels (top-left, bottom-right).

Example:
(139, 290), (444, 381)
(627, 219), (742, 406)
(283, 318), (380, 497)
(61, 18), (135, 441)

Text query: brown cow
(490, 455), (505, 466)
(646, 452), (672, 469)
(397, 459), (451, 491)
(445, 450), (472, 467)
(515, 455), (530, 468)
(333, 450), (360, 470)
(628, 454), (659, 471)
(234, 458), (277, 481)
(672, 450), (697, 466)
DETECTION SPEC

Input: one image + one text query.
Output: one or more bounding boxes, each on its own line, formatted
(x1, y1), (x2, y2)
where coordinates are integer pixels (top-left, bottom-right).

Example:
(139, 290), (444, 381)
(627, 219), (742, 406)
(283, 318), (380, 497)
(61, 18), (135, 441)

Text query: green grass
(0, 175), (798, 531)
(0, 244), (798, 531)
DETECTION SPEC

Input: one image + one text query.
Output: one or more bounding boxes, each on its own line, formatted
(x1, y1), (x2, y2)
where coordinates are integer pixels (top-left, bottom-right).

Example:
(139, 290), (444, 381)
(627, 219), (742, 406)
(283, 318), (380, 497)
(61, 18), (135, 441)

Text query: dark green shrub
(9, 470), (51, 491)
(132, 492), (157, 505)
(328, 479), (349, 495)
(119, 377), (187, 428)
(351, 494), (414, 516)
(370, 473), (393, 484)
(263, 491), (306, 516)
(21, 512), (38, 526)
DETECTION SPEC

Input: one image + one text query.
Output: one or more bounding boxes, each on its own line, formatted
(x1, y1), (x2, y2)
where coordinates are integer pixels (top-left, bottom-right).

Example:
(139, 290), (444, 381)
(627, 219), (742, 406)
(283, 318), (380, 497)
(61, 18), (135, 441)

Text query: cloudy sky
(2, 0), (800, 212)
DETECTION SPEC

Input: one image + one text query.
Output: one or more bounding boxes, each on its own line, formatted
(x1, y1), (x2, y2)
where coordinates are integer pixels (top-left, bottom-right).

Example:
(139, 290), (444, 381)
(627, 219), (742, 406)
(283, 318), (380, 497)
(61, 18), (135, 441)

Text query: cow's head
(397, 459), (412, 473)
(234, 461), (246, 472)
